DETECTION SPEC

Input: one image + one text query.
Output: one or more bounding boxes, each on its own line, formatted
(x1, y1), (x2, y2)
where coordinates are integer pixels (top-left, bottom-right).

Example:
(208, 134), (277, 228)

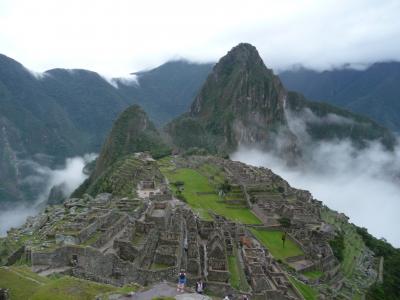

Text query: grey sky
(1, 0), (400, 76)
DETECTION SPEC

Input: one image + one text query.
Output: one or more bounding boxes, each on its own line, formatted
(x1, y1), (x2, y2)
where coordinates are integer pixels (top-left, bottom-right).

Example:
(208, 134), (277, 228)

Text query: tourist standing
(282, 231), (287, 248)
(177, 269), (187, 292)
(195, 279), (206, 294)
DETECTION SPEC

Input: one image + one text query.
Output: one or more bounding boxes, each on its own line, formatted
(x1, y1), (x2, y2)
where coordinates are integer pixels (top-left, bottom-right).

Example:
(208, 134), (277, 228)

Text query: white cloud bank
(0, 154), (96, 236)
(0, 0), (400, 76)
(232, 109), (400, 247)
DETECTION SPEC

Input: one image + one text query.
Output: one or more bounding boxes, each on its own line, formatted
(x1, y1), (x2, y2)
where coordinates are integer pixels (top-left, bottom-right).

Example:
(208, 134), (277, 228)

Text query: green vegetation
(288, 276), (318, 300)
(165, 44), (286, 155)
(0, 233), (40, 265)
(152, 297), (175, 300)
(278, 217), (291, 228)
(0, 266), (137, 300)
(355, 227), (400, 300)
(303, 270), (323, 280)
(322, 208), (400, 299)
(0, 266), (49, 299)
(161, 167), (260, 224)
(93, 105), (171, 178)
(75, 154), (164, 198)
(31, 276), (118, 300)
(281, 63), (400, 133)
(321, 209), (365, 277)
(227, 248), (250, 291)
(329, 231), (345, 262)
(286, 91), (395, 150)
(250, 229), (303, 261)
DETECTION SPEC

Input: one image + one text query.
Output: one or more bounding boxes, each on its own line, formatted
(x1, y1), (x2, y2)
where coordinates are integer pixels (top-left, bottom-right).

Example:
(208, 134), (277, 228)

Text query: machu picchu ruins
(0, 153), (379, 299)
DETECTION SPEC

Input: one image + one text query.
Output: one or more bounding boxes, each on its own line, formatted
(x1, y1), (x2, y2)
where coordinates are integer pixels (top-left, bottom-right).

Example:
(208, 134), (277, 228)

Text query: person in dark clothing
(177, 270), (186, 292)
(195, 279), (206, 294)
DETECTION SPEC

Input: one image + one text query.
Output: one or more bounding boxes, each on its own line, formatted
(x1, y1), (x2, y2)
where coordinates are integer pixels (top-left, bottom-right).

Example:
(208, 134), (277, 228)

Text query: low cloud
(232, 109), (400, 247)
(0, 154), (96, 236)
(0, 205), (36, 236)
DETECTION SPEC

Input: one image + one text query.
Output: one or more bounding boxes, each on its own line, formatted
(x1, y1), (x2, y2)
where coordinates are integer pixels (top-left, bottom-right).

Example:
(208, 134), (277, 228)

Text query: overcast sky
(0, 0), (400, 76)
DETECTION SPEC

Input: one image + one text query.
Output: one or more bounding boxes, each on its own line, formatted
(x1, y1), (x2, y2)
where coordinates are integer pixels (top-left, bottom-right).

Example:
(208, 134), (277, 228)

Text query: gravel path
(110, 282), (211, 300)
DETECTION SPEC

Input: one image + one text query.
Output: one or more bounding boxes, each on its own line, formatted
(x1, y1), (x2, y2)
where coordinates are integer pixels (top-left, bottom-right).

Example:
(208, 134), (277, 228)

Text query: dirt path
(110, 282), (211, 300)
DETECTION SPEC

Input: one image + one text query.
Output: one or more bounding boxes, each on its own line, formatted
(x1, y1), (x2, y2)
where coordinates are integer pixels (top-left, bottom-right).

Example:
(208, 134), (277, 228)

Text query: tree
(278, 217), (291, 228)
(218, 180), (231, 198)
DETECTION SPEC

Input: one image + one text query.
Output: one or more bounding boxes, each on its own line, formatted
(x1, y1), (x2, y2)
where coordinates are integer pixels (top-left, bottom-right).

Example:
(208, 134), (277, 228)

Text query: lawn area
(0, 266), (48, 300)
(302, 270), (323, 280)
(288, 276), (318, 300)
(162, 167), (261, 224)
(0, 266), (136, 300)
(31, 276), (121, 300)
(250, 229), (304, 261)
(228, 251), (250, 291)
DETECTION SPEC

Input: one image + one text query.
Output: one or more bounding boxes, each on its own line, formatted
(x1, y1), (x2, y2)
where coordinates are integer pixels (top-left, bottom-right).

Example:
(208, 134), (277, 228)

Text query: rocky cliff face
(166, 43), (297, 155)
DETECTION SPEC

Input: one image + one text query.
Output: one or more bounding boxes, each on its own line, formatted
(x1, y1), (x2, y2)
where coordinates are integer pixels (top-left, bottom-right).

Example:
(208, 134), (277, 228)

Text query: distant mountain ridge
(0, 54), (209, 205)
(280, 62), (400, 132)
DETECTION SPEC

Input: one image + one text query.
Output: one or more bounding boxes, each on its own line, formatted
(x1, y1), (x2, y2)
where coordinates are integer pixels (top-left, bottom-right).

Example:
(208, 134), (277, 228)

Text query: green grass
(321, 209), (365, 277)
(250, 229), (304, 261)
(0, 266), (136, 300)
(162, 167), (261, 224)
(228, 256), (240, 289)
(198, 163), (225, 184)
(0, 266), (49, 299)
(352, 292), (363, 300)
(228, 254), (250, 292)
(302, 270), (323, 280)
(288, 276), (318, 300)
(31, 276), (117, 300)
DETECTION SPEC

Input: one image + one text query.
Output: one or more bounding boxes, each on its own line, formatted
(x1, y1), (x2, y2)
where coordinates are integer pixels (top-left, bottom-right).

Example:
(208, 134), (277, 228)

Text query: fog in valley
(0, 154), (96, 236)
(232, 108), (400, 247)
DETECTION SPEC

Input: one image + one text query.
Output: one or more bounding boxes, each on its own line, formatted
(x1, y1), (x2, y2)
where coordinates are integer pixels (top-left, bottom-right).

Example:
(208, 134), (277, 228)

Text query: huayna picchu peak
(1, 43), (399, 300)
(166, 43), (395, 158)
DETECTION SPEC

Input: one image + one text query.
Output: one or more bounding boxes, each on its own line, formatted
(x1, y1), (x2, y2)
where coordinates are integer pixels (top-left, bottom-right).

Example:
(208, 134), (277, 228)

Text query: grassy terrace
(250, 229), (304, 261)
(0, 266), (137, 300)
(288, 276), (318, 300)
(159, 159), (261, 224)
(228, 248), (251, 291)
(321, 209), (365, 277)
(303, 270), (323, 280)
(168, 168), (260, 223)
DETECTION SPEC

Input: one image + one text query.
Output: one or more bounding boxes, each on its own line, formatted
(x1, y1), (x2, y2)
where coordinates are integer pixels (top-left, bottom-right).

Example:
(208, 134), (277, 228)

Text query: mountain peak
(210, 43), (267, 80)
(166, 43), (290, 154)
(91, 104), (170, 178)
(220, 43), (263, 65)
(189, 43), (283, 119)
